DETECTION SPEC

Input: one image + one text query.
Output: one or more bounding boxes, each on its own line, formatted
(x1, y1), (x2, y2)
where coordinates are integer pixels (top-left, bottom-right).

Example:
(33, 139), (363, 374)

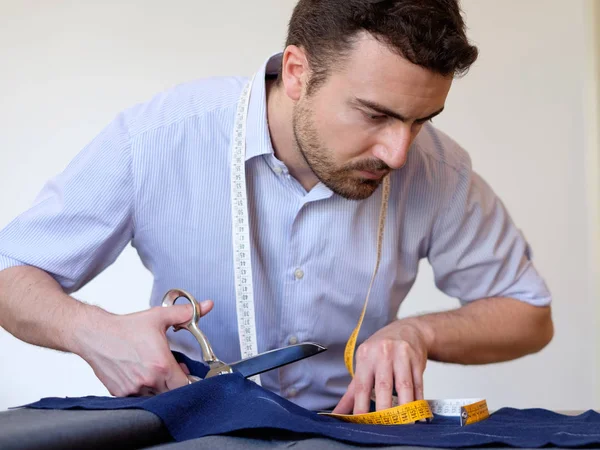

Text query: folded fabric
(21, 352), (600, 448)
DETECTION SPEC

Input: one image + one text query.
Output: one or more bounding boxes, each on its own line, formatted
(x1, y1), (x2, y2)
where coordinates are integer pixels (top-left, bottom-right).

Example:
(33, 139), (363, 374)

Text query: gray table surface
(0, 407), (589, 450)
(0, 407), (170, 450)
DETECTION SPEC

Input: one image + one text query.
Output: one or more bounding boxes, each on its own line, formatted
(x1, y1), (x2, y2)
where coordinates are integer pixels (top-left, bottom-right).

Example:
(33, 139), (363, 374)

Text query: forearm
(401, 297), (554, 365)
(0, 265), (110, 356)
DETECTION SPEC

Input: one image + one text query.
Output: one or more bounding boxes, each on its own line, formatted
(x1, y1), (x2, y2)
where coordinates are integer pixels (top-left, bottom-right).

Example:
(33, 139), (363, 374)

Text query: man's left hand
(332, 319), (430, 415)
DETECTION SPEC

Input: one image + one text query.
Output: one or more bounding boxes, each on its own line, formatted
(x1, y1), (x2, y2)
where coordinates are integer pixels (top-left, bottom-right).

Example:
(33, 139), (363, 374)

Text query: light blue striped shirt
(0, 53), (551, 411)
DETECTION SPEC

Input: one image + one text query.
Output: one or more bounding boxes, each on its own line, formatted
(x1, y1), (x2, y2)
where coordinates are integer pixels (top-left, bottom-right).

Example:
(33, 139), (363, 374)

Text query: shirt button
(288, 336), (298, 345)
(273, 166), (283, 175)
(287, 388), (298, 398)
(294, 268), (304, 280)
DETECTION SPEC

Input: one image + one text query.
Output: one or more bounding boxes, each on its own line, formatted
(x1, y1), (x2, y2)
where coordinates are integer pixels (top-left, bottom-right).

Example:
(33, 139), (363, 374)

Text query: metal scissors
(162, 289), (327, 383)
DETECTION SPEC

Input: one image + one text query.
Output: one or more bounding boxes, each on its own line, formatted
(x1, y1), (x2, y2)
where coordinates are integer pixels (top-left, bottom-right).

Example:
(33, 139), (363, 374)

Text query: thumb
(159, 300), (214, 328)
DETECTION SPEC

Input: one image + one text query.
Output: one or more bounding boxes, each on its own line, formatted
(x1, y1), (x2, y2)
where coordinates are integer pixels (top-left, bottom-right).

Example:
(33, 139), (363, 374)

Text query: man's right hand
(0, 266), (215, 398)
(73, 300), (214, 397)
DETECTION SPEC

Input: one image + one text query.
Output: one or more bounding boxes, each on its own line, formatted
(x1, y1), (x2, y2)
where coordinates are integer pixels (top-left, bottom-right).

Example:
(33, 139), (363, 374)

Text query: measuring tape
(229, 78), (489, 425)
(230, 78), (261, 386)
(320, 397), (489, 426)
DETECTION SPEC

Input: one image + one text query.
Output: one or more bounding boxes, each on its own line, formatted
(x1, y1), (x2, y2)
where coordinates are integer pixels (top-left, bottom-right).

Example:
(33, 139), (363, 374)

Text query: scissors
(162, 288), (327, 383)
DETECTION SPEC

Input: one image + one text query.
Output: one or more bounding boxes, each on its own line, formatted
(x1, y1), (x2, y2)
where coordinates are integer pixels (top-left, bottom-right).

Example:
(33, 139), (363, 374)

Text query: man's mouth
(356, 169), (388, 180)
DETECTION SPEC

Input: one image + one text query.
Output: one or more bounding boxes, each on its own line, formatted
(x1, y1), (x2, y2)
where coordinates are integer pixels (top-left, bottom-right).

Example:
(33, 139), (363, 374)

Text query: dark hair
(282, 0), (478, 93)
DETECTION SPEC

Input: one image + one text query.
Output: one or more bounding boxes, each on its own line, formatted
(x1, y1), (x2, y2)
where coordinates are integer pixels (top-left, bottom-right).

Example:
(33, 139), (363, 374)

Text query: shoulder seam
(129, 100), (238, 142)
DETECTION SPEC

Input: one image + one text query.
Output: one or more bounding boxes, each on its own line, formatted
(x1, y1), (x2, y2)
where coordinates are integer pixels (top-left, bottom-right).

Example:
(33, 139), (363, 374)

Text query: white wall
(0, 0), (597, 412)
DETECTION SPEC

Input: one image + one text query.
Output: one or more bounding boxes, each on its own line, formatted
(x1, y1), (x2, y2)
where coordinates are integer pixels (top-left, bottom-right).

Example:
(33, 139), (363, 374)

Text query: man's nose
(372, 126), (413, 170)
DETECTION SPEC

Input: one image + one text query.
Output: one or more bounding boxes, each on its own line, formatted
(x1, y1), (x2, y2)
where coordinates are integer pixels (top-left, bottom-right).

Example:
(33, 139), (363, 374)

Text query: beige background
(0, 0), (598, 411)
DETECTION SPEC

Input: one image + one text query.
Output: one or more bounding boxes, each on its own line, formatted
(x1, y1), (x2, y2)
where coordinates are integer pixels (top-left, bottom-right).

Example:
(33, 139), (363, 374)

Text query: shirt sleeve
(427, 150), (552, 307)
(0, 113), (134, 294)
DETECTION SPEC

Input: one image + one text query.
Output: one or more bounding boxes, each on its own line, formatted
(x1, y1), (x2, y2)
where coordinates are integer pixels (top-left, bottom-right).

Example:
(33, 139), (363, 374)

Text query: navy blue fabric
(20, 352), (600, 448)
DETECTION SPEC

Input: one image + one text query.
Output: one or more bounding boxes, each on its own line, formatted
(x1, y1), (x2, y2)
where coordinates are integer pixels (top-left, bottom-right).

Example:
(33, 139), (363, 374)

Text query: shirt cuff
(459, 262), (552, 307)
(0, 254), (26, 273)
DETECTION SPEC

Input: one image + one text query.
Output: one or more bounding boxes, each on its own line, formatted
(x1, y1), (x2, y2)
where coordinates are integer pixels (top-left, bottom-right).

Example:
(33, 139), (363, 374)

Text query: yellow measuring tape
(319, 176), (490, 426)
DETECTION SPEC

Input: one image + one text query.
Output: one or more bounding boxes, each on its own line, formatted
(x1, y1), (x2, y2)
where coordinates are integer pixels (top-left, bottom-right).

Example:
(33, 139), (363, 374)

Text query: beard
(292, 98), (390, 201)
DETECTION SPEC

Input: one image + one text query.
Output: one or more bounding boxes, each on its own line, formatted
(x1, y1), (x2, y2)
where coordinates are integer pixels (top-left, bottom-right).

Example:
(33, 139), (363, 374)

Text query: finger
(197, 299), (214, 316)
(374, 358), (394, 411)
(394, 359), (415, 406)
(412, 362), (425, 401)
(179, 362), (191, 375)
(332, 381), (356, 414)
(159, 300), (214, 328)
(352, 361), (374, 415)
(163, 356), (190, 392)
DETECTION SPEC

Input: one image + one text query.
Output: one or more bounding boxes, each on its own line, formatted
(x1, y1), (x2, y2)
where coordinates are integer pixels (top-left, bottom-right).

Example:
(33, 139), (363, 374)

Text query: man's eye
(368, 113), (387, 121)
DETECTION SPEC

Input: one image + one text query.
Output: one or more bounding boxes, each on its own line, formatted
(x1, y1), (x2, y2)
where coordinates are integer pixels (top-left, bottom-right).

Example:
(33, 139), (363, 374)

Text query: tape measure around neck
(230, 79), (261, 385)
(343, 174), (391, 377)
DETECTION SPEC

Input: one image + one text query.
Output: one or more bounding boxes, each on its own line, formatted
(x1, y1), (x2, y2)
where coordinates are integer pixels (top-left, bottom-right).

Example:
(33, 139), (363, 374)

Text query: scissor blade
(230, 342), (326, 378)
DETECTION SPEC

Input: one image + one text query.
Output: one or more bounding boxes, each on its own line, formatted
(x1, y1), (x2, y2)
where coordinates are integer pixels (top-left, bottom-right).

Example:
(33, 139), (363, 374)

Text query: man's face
(292, 33), (452, 200)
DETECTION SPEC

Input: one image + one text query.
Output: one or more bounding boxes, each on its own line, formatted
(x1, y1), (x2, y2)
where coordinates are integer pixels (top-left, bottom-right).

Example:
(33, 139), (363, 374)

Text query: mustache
(345, 159), (391, 172)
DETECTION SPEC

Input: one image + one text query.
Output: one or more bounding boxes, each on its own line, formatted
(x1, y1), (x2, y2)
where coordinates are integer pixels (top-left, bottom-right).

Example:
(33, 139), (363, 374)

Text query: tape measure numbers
(320, 398), (489, 426)
(458, 399), (490, 426)
(323, 399), (434, 425)
(229, 78), (489, 425)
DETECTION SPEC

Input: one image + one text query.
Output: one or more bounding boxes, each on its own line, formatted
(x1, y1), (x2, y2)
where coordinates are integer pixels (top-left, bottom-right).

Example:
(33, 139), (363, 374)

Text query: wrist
(402, 316), (436, 351)
(67, 301), (114, 358)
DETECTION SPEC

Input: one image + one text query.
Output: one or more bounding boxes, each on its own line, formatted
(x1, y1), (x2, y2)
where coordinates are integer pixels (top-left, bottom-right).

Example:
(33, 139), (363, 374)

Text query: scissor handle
(161, 289), (220, 366)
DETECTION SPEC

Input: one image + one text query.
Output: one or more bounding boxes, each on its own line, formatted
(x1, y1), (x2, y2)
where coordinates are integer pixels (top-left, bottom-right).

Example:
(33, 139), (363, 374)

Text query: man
(0, 0), (553, 416)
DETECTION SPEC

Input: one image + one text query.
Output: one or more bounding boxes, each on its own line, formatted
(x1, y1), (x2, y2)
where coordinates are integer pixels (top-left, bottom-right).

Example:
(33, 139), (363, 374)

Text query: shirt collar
(245, 52), (282, 161)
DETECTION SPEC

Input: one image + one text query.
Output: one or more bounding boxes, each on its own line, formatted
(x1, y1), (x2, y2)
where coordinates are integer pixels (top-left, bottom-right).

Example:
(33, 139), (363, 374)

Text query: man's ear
(280, 45), (309, 101)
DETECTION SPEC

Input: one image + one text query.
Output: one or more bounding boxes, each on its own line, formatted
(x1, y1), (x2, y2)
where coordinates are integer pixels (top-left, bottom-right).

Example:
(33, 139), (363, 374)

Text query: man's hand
(0, 265), (219, 398)
(332, 298), (553, 416)
(332, 319), (431, 415)
(74, 300), (214, 397)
